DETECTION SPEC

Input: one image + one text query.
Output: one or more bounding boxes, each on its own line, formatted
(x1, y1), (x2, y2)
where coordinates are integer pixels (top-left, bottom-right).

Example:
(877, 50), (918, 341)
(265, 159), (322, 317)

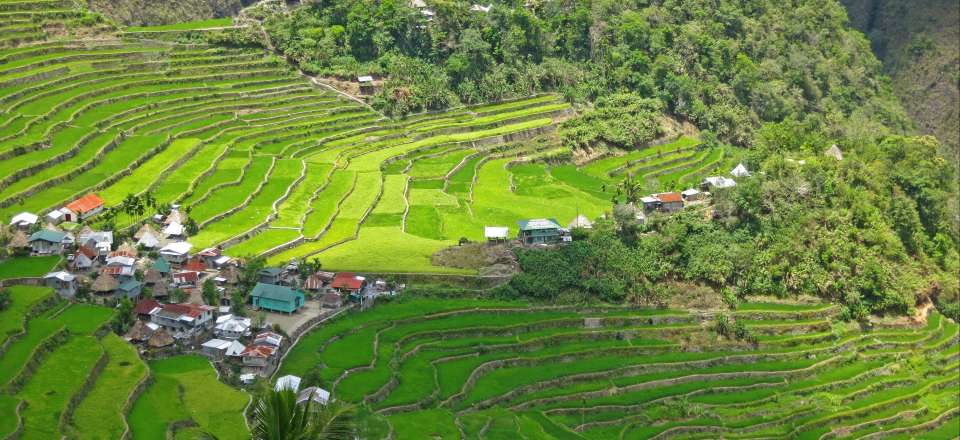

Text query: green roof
(251, 283), (302, 303)
(118, 280), (142, 291)
(152, 257), (171, 273)
(29, 230), (66, 243)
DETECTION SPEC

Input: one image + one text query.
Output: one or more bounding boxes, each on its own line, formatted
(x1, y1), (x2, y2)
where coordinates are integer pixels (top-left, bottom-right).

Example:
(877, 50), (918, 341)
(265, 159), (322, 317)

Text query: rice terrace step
(0, 0), (957, 439)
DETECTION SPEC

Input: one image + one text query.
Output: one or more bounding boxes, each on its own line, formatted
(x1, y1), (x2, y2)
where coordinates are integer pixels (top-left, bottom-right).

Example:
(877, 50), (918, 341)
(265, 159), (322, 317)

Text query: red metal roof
(240, 344), (276, 358)
(173, 271), (199, 283)
(77, 245), (97, 259)
(197, 247), (221, 257)
(331, 272), (364, 290)
(65, 194), (104, 214)
(656, 192), (683, 203)
(184, 259), (207, 272)
(161, 302), (210, 318)
(134, 299), (162, 316)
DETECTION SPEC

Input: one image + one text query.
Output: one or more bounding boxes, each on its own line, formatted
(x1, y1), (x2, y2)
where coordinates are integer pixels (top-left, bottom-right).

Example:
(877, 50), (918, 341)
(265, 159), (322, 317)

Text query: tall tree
(251, 388), (356, 440)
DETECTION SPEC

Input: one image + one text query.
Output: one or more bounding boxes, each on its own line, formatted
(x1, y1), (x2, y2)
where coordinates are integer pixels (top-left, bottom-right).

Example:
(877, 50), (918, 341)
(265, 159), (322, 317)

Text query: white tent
(824, 144), (844, 161)
(731, 163), (750, 177)
(275, 375), (302, 392)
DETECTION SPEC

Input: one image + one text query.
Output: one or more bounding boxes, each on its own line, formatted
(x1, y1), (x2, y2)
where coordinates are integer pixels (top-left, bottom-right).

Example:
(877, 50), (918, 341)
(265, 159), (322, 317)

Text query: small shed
(731, 163), (750, 177)
(297, 387), (331, 406)
(681, 188), (704, 201)
(484, 226), (509, 243)
(9, 212), (38, 230)
(275, 375), (302, 392)
(44, 271), (77, 298)
(357, 75), (374, 94)
(148, 328), (175, 348)
(91, 274), (119, 295)
(655, 192), (684, 213)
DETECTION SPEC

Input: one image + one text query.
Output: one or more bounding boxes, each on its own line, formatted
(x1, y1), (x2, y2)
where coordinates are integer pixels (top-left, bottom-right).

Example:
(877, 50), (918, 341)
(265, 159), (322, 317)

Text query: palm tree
(617, 173), (642, 205)
(250, 388), (356, 440)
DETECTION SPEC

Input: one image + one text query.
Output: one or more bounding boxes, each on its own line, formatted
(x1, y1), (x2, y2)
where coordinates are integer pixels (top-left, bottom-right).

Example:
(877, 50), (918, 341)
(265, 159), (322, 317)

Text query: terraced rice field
(0, 1), (741, 273)
(277, 297), (960, 439)
(0, 286), (127, 440)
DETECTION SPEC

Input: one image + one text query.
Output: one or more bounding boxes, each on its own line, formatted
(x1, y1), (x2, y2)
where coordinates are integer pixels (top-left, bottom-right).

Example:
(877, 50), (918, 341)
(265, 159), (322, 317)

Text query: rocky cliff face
(842, 0), (959, 162)
(87, 0), (252, 27)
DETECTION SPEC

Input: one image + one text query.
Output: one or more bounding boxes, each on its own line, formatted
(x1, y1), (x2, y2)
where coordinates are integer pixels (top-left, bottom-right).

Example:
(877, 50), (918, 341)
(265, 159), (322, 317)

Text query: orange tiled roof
(65, 194), (104, 214)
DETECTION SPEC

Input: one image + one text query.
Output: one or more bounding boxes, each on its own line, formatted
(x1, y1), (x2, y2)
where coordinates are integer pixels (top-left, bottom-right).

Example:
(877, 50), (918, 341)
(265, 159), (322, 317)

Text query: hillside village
(2, 160), (765, 386)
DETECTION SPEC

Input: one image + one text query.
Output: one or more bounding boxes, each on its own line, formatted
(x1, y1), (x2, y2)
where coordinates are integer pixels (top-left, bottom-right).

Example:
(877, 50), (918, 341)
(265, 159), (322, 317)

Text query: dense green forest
(249, 0), (959, 317)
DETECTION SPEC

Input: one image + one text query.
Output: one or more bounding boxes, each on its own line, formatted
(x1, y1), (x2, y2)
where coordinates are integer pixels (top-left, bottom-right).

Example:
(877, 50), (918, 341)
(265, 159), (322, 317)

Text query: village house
(303, 272), (332, 292)
(159, 242), (192, 265)
(79, 230), (113, 258)
(172, 270), (200, 288)
(258, 268), (283, 285)
(91, 274), (119, 297)
(255, 331), (283, 347)
(654, 192), (684, 213)
(60, 193), (104, 222)
(45, 210), (64, 225)
(101, 265), (136, 283)
(319, 292), (341, 308)
(150, 303), (214, 335)
(201, 338), (232, 361)
(681, 188), (705, 202)
(214, 314), (252, 340)
(196, 248), (221, 267)
(70, 245), (97, 271)
(184, 257), (207, 273)
(116, 279), (142, 300)
(240, 344), (277, 374)
(9, 212), (38, 230)
(251, 283), (305, 314)
(484, 226), (509, 243)
(29, 230), (66, 255)
(43, 271), (77, 298)
(331, 272), (365, 295)
(134, 298), (162, 320)
(517, 218), (562, 245)
(701, 176), (737, 191)
(163, 222), (185, 241)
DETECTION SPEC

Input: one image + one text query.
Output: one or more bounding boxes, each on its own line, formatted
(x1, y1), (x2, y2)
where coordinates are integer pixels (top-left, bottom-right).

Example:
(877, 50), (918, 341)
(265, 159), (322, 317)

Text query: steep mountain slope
(842, 0), (959, 162)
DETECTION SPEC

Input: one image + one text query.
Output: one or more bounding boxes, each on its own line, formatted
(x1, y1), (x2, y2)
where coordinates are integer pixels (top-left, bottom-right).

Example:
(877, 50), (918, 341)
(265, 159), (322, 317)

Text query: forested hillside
(841, 0), (959, 163)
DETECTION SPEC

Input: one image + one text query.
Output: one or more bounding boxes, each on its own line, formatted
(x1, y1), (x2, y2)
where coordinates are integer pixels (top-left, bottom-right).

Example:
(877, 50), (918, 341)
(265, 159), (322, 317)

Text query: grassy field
(0, 256), (60, 279)
(274, 296), (960, 439)
(128, 355), (249, 440)
(69, 333), (149, 439)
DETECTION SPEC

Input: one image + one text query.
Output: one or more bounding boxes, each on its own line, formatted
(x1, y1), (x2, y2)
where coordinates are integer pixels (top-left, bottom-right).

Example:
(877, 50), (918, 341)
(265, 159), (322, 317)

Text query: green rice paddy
(276, 297), (960, 439)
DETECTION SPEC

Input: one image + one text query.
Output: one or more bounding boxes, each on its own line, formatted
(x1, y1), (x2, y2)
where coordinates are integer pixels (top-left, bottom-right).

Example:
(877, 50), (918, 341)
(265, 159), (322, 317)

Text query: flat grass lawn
(407, 148), (475, 178)
(128, 355), (248, 440)
(387, 409), (459, 439)
(0, 286), (51, 345)
(0, 256), (60, 279)
(70, 333), (148, 440)
(15, 336), (104, 440)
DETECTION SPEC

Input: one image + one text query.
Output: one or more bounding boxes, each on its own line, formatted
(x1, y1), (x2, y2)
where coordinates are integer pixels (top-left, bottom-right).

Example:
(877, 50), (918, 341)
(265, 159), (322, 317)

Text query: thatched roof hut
(134, 223), (158, 240)
(143, 269), (163, 285)
(127, 320), (154, 342)
(219, 266), (240, 285)
(91, 274), (118, 294)
(148, 328), (174, 348)
(115, 241), (138, 257)
(151, 282), (168, 298)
